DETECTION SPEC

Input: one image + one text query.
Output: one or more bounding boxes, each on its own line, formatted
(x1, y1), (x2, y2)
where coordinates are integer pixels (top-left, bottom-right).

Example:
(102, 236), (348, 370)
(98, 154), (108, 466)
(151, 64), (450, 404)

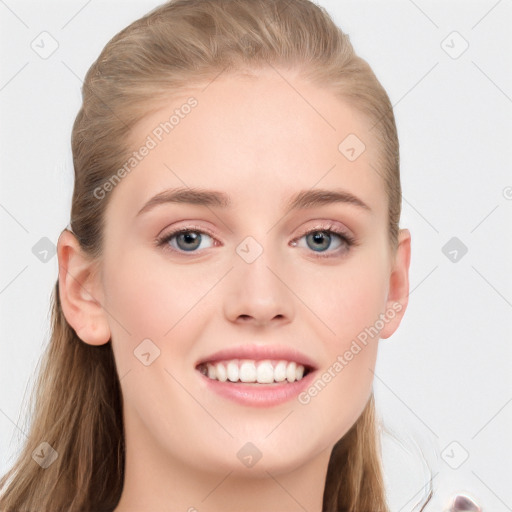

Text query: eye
(155, 223), (357, 258)
(291, 225), (356, 258)
(156, 227), (217, 253)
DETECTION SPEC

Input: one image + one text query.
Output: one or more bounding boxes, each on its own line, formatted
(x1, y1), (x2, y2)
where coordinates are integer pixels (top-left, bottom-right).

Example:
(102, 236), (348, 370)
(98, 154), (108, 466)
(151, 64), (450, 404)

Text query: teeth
(227, 361), (239, 382)
(216, 362), (227, 382)
(207, 364), (217, 380)
(240, 360), (257, 382)
(286, 361), (297, 383)
(256, 360), (274, 383)
(200, 359), (308, 384)
(273, 361), (287, 382)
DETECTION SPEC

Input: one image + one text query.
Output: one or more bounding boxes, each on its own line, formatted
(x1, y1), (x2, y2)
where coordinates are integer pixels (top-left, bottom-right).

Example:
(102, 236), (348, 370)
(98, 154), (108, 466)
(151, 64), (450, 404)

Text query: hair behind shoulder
(0, 1), (425, 510)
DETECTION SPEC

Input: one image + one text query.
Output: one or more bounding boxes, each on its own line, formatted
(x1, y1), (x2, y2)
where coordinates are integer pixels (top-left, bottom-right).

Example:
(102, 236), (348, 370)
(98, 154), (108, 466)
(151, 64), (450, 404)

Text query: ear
(57, 229), (111, 345)
(380, 228), (411, 339)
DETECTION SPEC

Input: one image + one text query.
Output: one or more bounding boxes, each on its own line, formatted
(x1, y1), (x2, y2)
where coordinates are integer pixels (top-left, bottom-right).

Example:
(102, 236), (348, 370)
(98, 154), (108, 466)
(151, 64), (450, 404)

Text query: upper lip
(195, 344), (318, 370)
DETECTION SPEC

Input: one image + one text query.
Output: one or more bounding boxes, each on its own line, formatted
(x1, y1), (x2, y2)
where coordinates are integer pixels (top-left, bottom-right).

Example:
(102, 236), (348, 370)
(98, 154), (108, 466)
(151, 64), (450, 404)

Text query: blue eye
(292, 228), (355, 257)
(156, 225), (356, 258)
(157, 228), (215, 252)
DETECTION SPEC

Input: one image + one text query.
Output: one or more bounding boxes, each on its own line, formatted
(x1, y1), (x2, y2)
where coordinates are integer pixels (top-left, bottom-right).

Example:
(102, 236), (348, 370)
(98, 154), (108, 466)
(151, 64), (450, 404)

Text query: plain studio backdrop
(1, 1), (511, 510)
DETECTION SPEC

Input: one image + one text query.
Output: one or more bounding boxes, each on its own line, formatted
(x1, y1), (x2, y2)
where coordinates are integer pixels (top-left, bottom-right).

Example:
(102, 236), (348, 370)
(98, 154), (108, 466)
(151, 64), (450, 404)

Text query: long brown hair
(0, 1), (427, 510)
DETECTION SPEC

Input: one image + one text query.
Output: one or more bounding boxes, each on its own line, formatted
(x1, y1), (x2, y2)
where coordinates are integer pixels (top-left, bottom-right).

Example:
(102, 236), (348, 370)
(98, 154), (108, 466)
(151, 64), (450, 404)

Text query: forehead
(108, 67), (386, 220)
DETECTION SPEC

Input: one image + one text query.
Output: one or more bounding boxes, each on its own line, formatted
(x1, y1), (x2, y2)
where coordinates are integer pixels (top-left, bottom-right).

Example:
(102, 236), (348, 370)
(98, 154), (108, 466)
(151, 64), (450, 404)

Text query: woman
(0, 0), (429, 510)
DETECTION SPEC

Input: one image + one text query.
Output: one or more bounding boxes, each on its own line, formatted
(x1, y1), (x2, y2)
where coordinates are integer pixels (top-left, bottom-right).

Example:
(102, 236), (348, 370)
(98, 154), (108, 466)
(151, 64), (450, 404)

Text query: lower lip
(197, 369), (316, 407)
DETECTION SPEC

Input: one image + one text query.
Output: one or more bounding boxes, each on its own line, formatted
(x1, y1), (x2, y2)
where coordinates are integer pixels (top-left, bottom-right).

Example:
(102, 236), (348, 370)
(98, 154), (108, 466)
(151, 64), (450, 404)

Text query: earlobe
(380, 228), (411, 339)
(57, 229), (111, 346)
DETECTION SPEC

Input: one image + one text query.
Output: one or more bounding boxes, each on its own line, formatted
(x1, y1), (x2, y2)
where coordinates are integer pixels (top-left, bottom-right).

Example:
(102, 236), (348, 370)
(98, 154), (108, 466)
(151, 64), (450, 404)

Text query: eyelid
(288, 226), (356, 262)
(156, 220), (358, 255)
(293, 220), (356, 242)
(156, 221), (217, 238)
(154, 223), (221, 254)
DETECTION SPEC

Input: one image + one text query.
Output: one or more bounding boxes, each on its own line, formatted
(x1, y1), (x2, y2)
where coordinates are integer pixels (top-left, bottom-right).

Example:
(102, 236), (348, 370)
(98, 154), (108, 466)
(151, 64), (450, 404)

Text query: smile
(197, 359), (311, 384)
(196, 359), (317, 408)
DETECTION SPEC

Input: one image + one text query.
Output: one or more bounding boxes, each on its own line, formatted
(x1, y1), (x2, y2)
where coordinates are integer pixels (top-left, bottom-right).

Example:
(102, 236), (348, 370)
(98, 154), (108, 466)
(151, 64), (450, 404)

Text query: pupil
(178, 232), (200, 251)
(308, 231), (329, 251)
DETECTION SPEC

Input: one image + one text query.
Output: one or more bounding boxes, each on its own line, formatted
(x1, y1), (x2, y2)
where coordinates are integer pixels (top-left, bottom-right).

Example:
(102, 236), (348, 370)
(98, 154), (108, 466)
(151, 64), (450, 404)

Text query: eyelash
(155, 223), (357, 259)
(292, 223), (357, 259)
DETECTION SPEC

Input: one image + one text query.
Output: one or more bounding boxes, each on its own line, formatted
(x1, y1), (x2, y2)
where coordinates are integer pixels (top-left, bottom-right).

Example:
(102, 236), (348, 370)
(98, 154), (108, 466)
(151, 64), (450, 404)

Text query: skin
(58, 66), (411, 512)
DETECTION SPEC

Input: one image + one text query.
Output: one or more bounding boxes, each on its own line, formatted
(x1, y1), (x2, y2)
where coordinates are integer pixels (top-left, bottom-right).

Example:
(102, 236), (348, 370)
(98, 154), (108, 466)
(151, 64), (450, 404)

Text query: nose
(223, 249), (294, 328)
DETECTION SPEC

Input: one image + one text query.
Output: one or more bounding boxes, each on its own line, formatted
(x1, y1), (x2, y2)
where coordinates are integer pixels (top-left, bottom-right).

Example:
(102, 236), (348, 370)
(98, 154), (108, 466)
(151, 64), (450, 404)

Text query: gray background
(1, 0), (511, 510)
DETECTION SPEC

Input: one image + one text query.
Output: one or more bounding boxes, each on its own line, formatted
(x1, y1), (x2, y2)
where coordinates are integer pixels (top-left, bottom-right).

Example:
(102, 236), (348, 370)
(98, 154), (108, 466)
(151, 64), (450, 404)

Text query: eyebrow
(136, 186), (372, 217)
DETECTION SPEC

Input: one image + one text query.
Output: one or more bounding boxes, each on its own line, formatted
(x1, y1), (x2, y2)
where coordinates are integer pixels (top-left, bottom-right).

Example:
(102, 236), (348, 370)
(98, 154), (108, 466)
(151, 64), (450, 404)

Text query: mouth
(195, 358), (317, 407)
(194, 344), (318, 406)
(195, 359), (315, 385)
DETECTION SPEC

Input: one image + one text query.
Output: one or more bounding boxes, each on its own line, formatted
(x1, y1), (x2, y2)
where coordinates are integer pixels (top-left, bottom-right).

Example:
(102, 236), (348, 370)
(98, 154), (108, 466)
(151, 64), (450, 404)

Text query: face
(78, 67), (409, 476)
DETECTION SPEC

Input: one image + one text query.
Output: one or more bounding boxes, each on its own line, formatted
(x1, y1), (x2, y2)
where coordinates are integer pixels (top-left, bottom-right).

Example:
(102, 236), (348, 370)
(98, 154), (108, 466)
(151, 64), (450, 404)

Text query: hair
(0, 0), (431, 510)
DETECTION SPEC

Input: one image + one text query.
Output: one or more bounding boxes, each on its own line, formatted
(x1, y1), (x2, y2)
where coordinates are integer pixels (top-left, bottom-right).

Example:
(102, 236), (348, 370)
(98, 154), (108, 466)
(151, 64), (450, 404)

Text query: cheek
(304, 249), (389, 348)
(103, 248), (213, 334)
(102, 247), (223, 375)
(296, 251), (387, 437)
